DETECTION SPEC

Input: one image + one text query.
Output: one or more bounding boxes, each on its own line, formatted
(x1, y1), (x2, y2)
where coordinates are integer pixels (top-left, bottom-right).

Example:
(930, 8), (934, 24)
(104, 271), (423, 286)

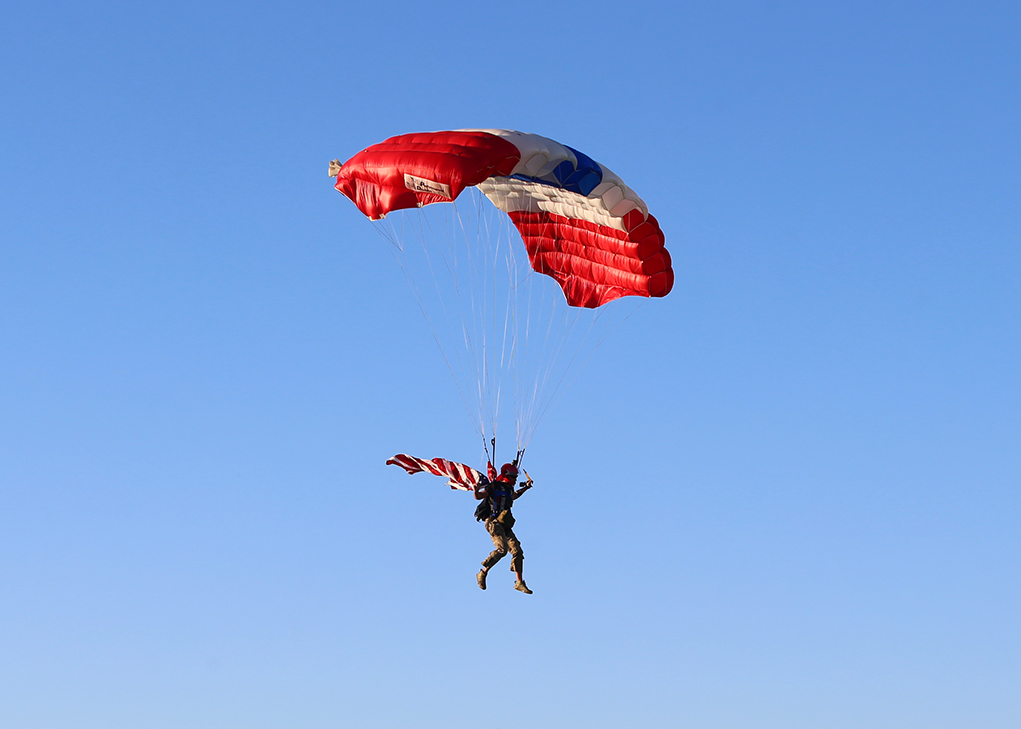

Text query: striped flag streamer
(385, 454), (482, 491)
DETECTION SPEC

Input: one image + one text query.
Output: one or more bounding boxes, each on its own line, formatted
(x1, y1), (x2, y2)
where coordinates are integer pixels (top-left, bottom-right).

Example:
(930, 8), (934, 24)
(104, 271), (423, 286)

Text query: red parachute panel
(508, 211), (674, 308)
(334, 131), (521, 220)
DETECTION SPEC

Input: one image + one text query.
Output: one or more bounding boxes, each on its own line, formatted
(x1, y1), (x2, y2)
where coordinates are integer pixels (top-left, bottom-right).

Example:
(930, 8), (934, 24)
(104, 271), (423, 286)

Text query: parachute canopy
(332, 130), (673, 308)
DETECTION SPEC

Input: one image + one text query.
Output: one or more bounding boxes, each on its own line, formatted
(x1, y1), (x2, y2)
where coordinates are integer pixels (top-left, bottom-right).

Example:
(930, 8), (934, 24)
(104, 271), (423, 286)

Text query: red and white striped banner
(385, 454), (482, 491)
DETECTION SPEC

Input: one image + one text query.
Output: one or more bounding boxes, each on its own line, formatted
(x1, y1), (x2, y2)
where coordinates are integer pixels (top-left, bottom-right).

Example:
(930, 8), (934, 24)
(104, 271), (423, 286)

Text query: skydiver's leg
(479, 520), (508, 589)
(506, 528), (531, 593)
(506, 528), (523, 574)
(487, 520), (510, 560)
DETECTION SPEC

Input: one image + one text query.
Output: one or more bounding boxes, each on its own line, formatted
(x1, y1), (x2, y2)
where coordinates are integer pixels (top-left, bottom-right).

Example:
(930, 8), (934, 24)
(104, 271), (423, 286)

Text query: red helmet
(500, 463), (518, 478)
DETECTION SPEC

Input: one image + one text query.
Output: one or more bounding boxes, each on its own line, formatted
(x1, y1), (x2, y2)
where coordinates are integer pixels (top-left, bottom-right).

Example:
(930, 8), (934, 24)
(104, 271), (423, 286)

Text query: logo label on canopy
(404, 173), (452, 199)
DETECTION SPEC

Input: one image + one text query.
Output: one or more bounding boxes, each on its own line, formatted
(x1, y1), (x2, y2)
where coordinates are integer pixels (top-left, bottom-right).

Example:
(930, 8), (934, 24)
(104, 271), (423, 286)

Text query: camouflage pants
(482, 513), (523, 573)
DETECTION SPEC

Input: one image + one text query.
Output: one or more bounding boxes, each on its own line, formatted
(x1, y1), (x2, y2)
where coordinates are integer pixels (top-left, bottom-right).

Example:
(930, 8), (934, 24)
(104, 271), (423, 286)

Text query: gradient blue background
(2, 2), (1019, 727)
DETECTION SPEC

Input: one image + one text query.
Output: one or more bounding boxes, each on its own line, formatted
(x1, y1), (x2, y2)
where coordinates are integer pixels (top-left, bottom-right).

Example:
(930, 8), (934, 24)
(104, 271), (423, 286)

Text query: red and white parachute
(331, 130), (673, 455)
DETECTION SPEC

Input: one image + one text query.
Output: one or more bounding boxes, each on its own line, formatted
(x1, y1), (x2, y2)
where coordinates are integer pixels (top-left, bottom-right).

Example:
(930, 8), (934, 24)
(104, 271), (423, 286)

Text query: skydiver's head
(500, 463), (518, 482)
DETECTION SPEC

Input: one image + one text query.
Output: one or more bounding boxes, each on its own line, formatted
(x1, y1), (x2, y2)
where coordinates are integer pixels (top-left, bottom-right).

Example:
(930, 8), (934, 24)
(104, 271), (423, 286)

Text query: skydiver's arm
(474, 479), (489, 500)
(513, 470), (534, 499)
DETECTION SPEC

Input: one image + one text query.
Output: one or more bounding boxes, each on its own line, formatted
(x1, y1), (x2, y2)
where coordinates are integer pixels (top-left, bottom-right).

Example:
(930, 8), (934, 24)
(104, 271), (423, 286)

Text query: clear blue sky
(2, 2), (1019, 727)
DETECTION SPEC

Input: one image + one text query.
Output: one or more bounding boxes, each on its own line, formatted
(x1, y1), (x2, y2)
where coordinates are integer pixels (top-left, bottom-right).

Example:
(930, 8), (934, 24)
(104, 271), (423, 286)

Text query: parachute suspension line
(372, 220), (481, 436)
(479, 191), (500, 445)
(527, 300), (648, 448)
(479, 192), (499, 440)
(482, 432), (493, 467)
(441, 197), (492, 442)
(512, 262), (538, 449)
(483, 189), (504, 445)
(469, 193), (494, 450)
(437, 189), (520, 453)
(537, 303), (619, 445)
(372, 188), (648, 458)
(450, 192), (487, 444)
(444, 198), (486, 439)
(525, 307), (606, 448)
(515, 265), (539, 451)
(458, 197), (481, 449)
(515, 214), (573, 448)
(415, 204), (487, 436)
(510, 215), (541, 451)
(514, 247), (539, 451)
(482, 198), (512, 453)
(508, 222), (524, 452)
(409, 207), (474, 413)
(443, 203), (489, 437)
(477, 193), (498, 447)
(499, 206), (518, 452)
(379, 201), (511, 446)
(510, 212), (629, 452)
(521, 286), (570, 449)
(464, 196), (499, 449)
(488, 195), (500, 441)
(453, 193), (494, 444)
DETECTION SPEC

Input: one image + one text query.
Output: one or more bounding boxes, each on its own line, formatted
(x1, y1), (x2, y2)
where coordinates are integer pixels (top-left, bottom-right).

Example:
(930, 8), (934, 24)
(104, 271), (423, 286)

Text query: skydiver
(473, 462), (533, 594)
